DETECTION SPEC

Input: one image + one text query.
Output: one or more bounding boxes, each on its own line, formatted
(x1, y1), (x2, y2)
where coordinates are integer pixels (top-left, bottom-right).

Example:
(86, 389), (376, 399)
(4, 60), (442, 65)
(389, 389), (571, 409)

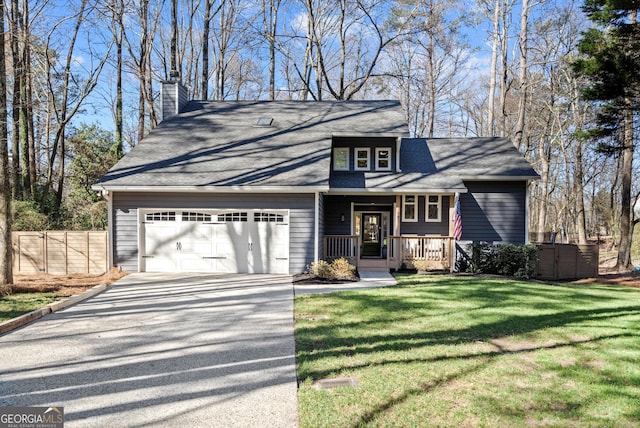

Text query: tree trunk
(170, 0), (178, 78)
(498, 0), (509, 137)
(137, 0), (148, 142)
(10, 0), (21, 198)
(115, 12), (123, 159)
(18, 0), (29, 199)
(616, 106), (634, 269)
(202, 0), (212, 100)
(574, 138), (587, 244)
(487, 0), (500, 136)
(0, 0), (14, 285)
(514, 0), (529, 151)
(536, 144), (550, 243)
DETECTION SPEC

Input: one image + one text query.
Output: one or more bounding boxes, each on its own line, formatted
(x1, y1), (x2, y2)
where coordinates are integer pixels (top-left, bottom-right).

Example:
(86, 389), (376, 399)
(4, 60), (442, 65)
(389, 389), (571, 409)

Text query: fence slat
(12, 231), (108, 275)
(536, 244), (598, 280)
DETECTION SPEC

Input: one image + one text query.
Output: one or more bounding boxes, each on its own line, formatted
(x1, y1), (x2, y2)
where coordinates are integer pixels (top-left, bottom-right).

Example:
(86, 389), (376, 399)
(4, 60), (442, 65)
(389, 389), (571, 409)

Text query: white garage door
(141, 210), (289, 274)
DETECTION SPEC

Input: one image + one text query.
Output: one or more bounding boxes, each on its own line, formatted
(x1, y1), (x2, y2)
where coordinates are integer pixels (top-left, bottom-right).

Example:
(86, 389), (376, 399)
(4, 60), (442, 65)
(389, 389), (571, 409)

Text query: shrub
(329, 257), (356, 280)
(309, 260), (332, 279)
(466, 242), (538, 279)
(309, 258), (356, 280)
(412, 259), (449, 272)
(12, 200), (51, 231)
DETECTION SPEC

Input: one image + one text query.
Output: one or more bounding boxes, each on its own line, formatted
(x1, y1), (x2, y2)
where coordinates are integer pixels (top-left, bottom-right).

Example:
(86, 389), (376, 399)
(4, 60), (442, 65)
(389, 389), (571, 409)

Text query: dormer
(331, 136), (401, 173)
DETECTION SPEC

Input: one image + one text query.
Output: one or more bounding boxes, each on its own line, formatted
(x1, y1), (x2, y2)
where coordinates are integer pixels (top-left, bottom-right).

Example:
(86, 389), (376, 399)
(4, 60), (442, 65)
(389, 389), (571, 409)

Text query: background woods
(0, 0), (638, 279)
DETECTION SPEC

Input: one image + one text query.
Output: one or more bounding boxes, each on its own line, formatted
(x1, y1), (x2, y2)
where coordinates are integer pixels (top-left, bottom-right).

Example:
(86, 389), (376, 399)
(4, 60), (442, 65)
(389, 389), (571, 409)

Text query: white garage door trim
(139, 209), (290, 274)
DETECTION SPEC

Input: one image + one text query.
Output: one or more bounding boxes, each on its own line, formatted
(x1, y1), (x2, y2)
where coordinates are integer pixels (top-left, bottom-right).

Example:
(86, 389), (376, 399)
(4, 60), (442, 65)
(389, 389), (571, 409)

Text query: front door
(361, 213), (382, 257)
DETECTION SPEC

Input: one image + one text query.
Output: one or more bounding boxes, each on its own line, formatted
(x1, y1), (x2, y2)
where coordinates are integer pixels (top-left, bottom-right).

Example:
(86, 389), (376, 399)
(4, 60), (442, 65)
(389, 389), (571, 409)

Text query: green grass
(295, 274), (640, 427)
(0, 293), (63, 322)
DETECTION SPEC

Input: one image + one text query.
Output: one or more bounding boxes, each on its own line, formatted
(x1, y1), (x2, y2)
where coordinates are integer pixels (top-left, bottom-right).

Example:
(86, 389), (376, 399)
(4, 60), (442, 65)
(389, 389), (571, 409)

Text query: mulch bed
(3, 269), (128, 296)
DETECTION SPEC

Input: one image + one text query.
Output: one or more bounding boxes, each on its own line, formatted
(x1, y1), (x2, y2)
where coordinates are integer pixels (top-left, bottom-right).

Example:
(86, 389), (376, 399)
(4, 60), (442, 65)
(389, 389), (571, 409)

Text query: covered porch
(323, 235), (454, 272)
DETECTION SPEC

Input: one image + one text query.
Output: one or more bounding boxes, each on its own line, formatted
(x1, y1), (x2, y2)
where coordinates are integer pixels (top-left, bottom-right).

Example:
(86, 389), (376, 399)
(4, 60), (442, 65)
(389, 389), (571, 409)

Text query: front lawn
(0, 292), (63, 322)
(0, 270), (128, 323)
(295, 274), (640, 427)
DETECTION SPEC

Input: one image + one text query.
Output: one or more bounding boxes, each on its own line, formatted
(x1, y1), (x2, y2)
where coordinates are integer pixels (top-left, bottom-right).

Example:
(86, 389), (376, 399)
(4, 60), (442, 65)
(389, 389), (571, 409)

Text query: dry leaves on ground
(7, 268), (128, 296)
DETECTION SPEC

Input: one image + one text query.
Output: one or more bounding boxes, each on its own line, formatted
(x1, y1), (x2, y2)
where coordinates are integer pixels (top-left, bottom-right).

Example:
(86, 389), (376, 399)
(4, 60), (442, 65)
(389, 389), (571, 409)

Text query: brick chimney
(160, 79), (189, 122)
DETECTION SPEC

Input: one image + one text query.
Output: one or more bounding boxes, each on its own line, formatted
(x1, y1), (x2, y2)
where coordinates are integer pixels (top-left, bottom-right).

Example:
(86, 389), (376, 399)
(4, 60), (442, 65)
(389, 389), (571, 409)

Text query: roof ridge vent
(256, 117), (274, 127)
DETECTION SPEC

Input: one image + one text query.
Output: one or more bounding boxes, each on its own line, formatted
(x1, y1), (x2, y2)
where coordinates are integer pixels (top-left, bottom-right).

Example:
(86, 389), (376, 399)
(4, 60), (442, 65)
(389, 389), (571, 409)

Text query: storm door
(361, 213), (382, 257)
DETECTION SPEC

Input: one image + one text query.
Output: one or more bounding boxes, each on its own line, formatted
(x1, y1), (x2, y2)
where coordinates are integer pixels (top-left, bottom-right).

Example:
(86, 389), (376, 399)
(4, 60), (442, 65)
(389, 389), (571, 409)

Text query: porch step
(358, 267), (389, 273)
(358, 270), (398, 286)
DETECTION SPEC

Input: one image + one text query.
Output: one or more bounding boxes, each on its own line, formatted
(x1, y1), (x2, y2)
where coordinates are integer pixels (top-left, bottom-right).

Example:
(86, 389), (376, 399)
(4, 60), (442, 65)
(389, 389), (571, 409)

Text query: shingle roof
(424, 137), (540, 179)
(95, 101), (538, 193)
(95, 100), (409, 190)
(328, 138), (539, 192)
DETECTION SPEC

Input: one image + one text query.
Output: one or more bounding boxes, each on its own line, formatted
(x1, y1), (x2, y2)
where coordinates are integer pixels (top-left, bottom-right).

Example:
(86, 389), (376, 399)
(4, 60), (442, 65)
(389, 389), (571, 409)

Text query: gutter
(92, 184), (330, 193)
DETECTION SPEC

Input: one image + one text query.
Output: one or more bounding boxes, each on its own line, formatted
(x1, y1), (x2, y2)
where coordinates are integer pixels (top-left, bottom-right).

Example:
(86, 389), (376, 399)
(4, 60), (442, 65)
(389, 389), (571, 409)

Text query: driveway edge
(0, 283), (108, 335)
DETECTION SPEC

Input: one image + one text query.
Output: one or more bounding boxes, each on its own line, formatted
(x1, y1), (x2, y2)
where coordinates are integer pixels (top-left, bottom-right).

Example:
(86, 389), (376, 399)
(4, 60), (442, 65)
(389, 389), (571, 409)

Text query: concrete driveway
(0, 273), (298, 427)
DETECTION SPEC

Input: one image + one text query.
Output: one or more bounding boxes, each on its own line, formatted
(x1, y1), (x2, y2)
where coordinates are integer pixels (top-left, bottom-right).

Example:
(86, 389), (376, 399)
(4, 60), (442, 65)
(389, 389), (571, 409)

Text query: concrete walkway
(294, 271), (397, 295)
(0, 273), (297, 427)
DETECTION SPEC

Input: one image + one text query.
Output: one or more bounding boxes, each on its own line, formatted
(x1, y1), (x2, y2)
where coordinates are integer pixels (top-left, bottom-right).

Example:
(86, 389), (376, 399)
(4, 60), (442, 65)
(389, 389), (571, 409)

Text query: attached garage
(140, 209), (290, 274)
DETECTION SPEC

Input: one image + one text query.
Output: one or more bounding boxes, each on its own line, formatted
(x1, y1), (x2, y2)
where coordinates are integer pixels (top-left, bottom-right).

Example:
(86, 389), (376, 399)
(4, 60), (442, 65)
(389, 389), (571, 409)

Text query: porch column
(394, 195), (401, 236)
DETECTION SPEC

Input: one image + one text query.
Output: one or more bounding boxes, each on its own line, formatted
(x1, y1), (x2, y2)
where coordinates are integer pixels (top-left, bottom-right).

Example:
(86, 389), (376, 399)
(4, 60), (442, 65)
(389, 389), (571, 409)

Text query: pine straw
(6, 268), (128, 296)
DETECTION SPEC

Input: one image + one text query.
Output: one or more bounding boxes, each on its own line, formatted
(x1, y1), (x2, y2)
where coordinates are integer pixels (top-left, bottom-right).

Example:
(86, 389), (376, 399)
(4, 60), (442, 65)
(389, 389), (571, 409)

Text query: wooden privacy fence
(12, 231), (108, 275)
(536, 244), (599, 280)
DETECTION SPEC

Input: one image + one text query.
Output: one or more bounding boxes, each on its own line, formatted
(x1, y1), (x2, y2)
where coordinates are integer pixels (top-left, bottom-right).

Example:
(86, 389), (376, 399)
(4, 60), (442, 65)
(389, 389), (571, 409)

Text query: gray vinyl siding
(400, 195), (450, 236)
(160, 81), (189, 121)
(460, 181), (527, 244)
(111, 192), (316, 274)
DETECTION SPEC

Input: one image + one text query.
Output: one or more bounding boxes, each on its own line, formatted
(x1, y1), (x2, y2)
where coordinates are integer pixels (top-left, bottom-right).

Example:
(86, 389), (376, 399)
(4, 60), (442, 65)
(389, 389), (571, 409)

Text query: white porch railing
(323, 235), (453, 271)
(322, 235), (359, 264)
(388, 236), (452, 270)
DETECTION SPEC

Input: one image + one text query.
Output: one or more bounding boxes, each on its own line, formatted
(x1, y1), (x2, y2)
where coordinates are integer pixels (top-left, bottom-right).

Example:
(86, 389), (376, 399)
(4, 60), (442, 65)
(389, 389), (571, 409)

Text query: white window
(254, 212), (285, 223)
(355, 148), (370, 171)
(402, 195), (417, 222)
(333, 147), (349, 171)
(426, 195), (441, 222)
(145, 212), (176, 221)
(217, 212), (248, 222)
(376, 147), (392, 171)
(182, 212), (212, 222)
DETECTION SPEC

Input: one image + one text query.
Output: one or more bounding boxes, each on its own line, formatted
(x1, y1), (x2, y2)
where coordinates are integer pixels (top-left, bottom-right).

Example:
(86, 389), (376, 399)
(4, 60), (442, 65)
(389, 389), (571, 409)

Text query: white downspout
(101, 189), (114, 271)
(525, 180), (531, 244)
(314, 191), (320, 263)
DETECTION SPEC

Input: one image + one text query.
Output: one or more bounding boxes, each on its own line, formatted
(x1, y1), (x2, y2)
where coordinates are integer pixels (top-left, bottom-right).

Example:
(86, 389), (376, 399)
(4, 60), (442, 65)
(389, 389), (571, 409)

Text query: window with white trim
(333, 147), (349, 171)
(402, 195), (417, 222)
(375, 147), (391, 171)
(145, 212), (176, 221)
(217, 212), (248, 222)
(426, 195), (441, 222)
(182, 212), (212, 222)
(355, 148), (370, 171)
(254, 212), (285, 223)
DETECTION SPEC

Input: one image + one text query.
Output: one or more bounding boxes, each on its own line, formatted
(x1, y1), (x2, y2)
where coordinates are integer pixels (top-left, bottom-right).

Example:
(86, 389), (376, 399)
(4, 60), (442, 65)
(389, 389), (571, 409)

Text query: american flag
(453, 197), (462, 240)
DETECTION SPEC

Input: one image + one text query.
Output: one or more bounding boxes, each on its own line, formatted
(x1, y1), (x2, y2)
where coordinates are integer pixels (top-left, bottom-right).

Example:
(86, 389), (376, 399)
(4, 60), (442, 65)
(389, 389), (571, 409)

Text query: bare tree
(286, 0), (411, 101)
(261, 0), (282, 100)
(0, 0), (13, 285)
(41, 0), (112, 214)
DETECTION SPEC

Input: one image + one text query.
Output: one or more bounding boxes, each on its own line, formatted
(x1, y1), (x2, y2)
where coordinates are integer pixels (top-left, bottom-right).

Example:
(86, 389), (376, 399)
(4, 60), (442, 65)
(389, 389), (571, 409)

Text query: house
(93, 80), (539, 275)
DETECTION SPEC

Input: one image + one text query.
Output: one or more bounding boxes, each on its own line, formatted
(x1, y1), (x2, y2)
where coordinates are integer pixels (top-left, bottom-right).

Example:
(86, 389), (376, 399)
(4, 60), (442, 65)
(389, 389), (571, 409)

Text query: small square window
(376, 147), (391, 171)
(355, 148), (370, 171)
(402, 195), (417, 222)
(333, 147), (349, 171)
